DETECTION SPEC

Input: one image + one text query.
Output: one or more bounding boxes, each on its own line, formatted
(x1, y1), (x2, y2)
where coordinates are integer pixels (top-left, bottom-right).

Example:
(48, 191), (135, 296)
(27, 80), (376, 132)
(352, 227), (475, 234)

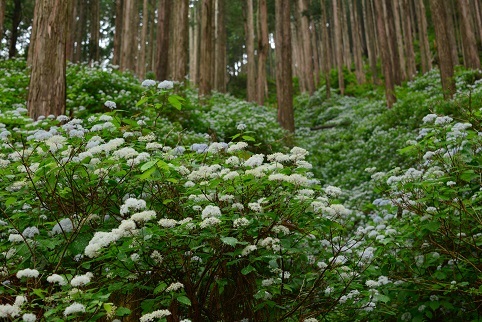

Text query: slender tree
(214, 0), (227, 92)
(120, 0), (137, 72)
(275, 0), (294, 132)
(199, 0), (214, 97)
(171, 0), (189, 82)
(155, 0), (171, 81)
(256, 0), (268, 104)
(457, 0), (480, 69)
(245, 0), (257, 102)
(416, 0), (432, 74)
(113, 0), (124, 66)
(429, 0), (456, 99)
(189, 2), (200, 85)
(333, 0), (344, 95)
(321, 0), (331, 98)
(27, 0), (69, 119)
(374, 0), (396, 108)
(137, 0), (149, 79)
(9, 0), (22, 58)
(401, 0), (416, 79)
(89, 0), (101, 63)
(0, 0), (6, 50)
(351, 0), (365, 84)
(298, 0), (315, 95)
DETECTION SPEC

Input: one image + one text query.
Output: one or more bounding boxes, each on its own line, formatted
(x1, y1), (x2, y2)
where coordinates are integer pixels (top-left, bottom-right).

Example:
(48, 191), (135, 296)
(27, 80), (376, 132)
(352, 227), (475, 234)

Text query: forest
(0, 0), (481, 321)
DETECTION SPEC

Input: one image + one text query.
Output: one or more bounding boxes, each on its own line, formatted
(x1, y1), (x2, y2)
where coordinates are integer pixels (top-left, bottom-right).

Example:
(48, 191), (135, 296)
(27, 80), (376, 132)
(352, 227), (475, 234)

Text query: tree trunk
(383, 1), (402, 85)
(416, 0), (432, 73)
(429, 0), (456, 99)
(311, 21), (321, 88)
(155, 0), (171, 80)
(392, 0), (407, 81)
(374, 0), (396, 108)
(472, 0), (482, 45)
(457, 0), (480, 69)
(27, 0), (69, 119)
(120, 0), (137, 72)
(89, 0), (100, 63)
(74, 0), (86, 62)
(199, 0), (214, 97)
(9, 0), (22, 58)
(137, 0), (148, 79)
(214, 0), (226, 92)
(362, 0), (379, 84)
(321, 0), (331, 98)
(66, 1), (76, 61)
(245, 0), (257, 102)
(147, 2), (155, 73)
(275, 0), (294, 132)
(351, 0), (365, 84)
(298, 0), (315, 95)
(113, 0), (123, 66)
(333, 0), (345, 95)
(445, 0), (459, 66)
(171, 0), (189, 82)
(401, 0), (416, 79)
(0, 0), (5, 49)
(256, 0), (268, 104)
(189, 2), (200, 85)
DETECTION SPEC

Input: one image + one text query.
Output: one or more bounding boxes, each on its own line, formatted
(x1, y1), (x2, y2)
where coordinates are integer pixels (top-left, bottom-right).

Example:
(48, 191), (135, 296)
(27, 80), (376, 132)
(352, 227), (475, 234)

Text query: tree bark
(472, 0), (482, 45)
(66, 0), (76, 61)
(416, 0), (432, 73)
(299, 0), (315, 95)
(0, 0), (5, 49)
(214, 0), (227, 92)
(333, 0), (345, 95)
(199, 0), (214, 97)
(362, 0), (379, 84)
(429, 0), (456, 99)
(171, 0), (189, 82)
(245, 0), (257, 102)
(189, 2), (200, 85)
(120, 0), (138, 72)
(392, 0), (407, 81)
(74, 0), (86, 62)
(89, 0), (100, 64)
(113, 0), (123, 66)
(9, 0), (22, 58)
(374, 0), (396, 108)
(137, 0), (149, 79)
(351, 0), (365, 84)
(275, 0), (294, 132)
(256, 0), (268, 104)
(401, 0), (416, 79)
(444, 0), (459, 66)
(457, 0), (480, 69)
(155, 0), (171, 80)
(383, 1), (402, 85)
(27, 0), (69, 119)
(321, 0), (331, 98)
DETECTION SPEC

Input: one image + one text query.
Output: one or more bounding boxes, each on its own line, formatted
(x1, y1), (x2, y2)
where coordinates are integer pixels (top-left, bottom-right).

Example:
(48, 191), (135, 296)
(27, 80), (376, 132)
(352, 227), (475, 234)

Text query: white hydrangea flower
(47, 274), (67, 286)
(140, 309), (171, 322)
(16, 268), (39, 279)
(63, 303), (85, 316)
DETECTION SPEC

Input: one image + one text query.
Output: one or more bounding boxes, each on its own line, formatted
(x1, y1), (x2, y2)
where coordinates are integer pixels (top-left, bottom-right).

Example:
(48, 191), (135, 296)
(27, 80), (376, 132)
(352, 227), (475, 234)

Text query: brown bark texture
(89, 0), (101, 63)
(120, 0), (137, 72)
(27, 0), (69, 119)
(275, 0), (294, 132)
(457, 0), (480, 69)
(9, 0), (21, 58)
(429, 0), (456, 99)
(0, 0), (5, 47)
(299, 0), (315, 94)
(155, 0), (171, 81)
(113, 0), (123, 66)
(374, 0), (396, 108)
(246, 0), (257, 102)
(172, 0), (189, 81)
(417, 0), (432, 73)
(137, 0), (149, 79)
(214, 0), (227, 92)
(333, 0), (345, 95)
(199, 0), (214, 97)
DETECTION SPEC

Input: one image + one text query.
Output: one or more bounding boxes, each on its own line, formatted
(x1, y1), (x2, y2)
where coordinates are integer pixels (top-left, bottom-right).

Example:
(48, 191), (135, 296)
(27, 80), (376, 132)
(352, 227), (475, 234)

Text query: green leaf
(32, 288), (47, 299)
(154, 282), (167, 294)
(5, 197), (16, 207)
(168, 95), (184, 111)
(116, 307), (132, 316)
(241, 265), (256, 275)
(231, 133), (241, 140)
(242, 135), (256, 142)
(221, 237), (238, 247)
(422, 221), (440, 232)
(138, 166), (157, 180)
(375, 294), (390, 303)
(141, 160), (157, 172)
(136, 96), (149, 107)
(177, 296), (192, 306)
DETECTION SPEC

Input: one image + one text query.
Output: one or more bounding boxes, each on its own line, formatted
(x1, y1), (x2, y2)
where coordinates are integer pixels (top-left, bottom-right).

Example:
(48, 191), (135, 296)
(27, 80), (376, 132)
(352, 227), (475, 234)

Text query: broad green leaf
(141, 160), (157, 172)
(116, 307), (132, 316)
(168, 95), (184, 110)
(242, 135), (256, 142)
(136, 96), (149, 107)
(221, 237), (238, 247)
(177, 296), (192, 306)
(241, 265), (256, 275)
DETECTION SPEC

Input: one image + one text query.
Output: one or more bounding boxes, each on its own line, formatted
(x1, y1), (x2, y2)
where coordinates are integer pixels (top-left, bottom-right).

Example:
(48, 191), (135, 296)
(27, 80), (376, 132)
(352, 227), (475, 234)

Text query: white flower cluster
(201, 205), (222, 219)
(0, 296), (28, 319)
(84, 219), (137, 258)
(63, 302), (85, 316)
(165, 282), (184, 292)
(139, 309), (171, 322)
(131, 210), (156, 223)
(16, 268), (39, 279)
(120, 198), (147, 215)
(70, 272), (93, 287)
(47, 274), (67, 286)
(158, 80), (174, 90)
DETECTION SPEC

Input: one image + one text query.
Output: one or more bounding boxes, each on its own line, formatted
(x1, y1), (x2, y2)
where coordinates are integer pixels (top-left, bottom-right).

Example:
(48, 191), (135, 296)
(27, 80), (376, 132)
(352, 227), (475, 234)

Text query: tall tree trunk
(472, 0), (482, 45)
(66, 1), (76, 61)
(321, 0), (331, 98)
(298, 0), (315, 95)
(384, 1), (402, 85)
(457, 0), (480, 69)
(445, 0), (459, 66)
(214, 0), (226, 92)
(374, 0), (396, 108)
(256, 0), (268, 104)
(137, 0), (149, 79)
(155, 0), (171, 80)
(89, 0), (100, 63)
(392, 0), (407, 81)
(275, 0), (294, 132)
(333, 0), (344, 95)
(351, 0), (365, 84)
(199, 0), (214, 97)
(74, 0), (86, 62)
(362, 0), (379, 84)
(147, 1), (155, 73)
(401, 0), (416, 79)
(113, 0), (123, 66)
(27, 0), (69, 119)
(429, 0), (456, 99)
(311, 21), (321, 88)
(189, 2), (200, 85)
(292, 12), (305, 93)
(9, 0), (22, 58)
(120, 0), (138, 72)
(416, 0), (432, 73)
(246, 0), (257, 102)
(171, 0), (189, 81)
(0, 0), (5, 49)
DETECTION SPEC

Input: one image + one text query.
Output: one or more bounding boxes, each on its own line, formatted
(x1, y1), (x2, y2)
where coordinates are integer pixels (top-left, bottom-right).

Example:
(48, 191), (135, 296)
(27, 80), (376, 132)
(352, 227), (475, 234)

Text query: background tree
(256, 0), (269, 105)
(155, 0), (171, 81)
(171, 0), (189, 82)
(0, 0), (5, 49)
(199, 0), (214, 97)
(275, 0), (294, 132)
(27, 0), (69, 119)
(245, 0), (256, 102)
